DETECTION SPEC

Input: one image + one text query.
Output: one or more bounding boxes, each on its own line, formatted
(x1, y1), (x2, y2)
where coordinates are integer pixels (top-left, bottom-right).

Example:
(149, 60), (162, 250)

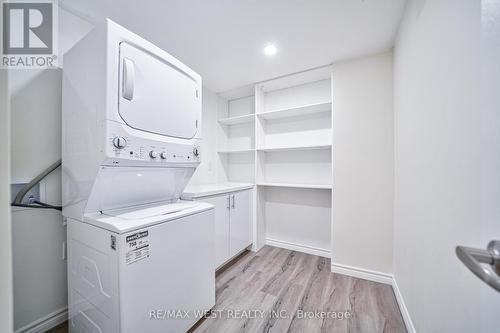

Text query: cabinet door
(201, 195), (230, 268)
(229, 190), (252, 257)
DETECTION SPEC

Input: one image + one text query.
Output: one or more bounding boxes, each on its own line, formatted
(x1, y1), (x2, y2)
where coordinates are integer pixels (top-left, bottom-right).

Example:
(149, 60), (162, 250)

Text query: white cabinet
(194, 189), (252, 268)
(201, 195), (230, 267)
(228, 189), (252, 257)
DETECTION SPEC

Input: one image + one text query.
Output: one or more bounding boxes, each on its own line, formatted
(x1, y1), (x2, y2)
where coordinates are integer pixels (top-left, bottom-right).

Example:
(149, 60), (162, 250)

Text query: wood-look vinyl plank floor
(193, 246), (406, 333)
(47, 246), (406, 333)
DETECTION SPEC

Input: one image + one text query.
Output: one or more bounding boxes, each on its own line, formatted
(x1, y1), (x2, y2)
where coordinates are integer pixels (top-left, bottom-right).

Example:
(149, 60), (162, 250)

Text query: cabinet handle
(231, 195), (235, 209)
(227, 196), (230, 210)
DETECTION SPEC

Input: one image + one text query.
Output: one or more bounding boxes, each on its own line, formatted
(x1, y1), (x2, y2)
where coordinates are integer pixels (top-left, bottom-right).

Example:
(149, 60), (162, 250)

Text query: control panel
(105, 121), (201, 166)
(109, 135), (200, 164)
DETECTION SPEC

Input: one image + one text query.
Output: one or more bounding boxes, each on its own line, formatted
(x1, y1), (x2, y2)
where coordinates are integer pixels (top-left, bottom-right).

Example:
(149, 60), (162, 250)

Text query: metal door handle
(231, 195), (235, 209)
(456, 240), (500, 292)
(122, 58), (135, 100)
(227, 196), (230, 210)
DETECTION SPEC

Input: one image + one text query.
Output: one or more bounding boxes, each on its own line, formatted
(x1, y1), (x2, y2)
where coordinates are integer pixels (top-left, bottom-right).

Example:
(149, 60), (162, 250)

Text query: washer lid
(84, 201), (213, 233)
(103, 201), (198, 219)
(85, 167), (195, 214)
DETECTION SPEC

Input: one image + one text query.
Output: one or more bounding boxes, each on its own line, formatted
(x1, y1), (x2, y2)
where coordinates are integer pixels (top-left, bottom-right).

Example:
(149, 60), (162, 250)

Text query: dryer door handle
(122, 58), (135, 101)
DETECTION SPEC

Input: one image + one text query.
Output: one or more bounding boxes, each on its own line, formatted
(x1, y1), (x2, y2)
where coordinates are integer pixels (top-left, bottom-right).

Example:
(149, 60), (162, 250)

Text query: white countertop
(182, 182), (254, 199)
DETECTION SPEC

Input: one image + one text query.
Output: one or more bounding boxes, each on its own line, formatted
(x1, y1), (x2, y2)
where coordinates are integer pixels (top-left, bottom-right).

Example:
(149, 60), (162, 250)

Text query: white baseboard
(330, 262), (393, 285)
(265, 238), (330, 258)
(392, 278), (416, 333)
(330, 263), (415, 333)
(15, 307), (67, 333)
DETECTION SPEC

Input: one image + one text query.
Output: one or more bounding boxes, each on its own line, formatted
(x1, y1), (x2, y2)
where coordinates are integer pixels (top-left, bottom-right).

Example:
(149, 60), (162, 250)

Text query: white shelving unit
(216, 95), (256, 183)
(255, 70), (333, 258)
(215, 66), (333, 258)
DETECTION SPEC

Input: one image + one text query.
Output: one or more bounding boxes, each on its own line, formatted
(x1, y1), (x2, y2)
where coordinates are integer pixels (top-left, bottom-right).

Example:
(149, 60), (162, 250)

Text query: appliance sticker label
(125, 230), (150, 265)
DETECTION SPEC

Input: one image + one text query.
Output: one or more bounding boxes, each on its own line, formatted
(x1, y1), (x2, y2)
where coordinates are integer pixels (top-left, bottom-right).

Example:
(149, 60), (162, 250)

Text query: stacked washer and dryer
(62, 19), (215, 333)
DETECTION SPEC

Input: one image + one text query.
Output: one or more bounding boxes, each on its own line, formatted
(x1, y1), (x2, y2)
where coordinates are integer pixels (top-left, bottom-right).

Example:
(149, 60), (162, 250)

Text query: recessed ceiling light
(264, 44), (278, 56)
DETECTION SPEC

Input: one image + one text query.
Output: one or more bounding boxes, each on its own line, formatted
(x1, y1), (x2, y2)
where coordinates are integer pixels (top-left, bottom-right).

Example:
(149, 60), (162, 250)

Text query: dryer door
(118, 42), (200, 139)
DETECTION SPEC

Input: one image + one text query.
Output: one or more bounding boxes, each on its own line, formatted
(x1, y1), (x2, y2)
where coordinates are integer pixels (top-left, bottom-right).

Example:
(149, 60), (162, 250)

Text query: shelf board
(257, 144), (331, 152)
(217, 149), (255, 154)
(218, 114), (255, 125)
(257, 182), (332, 190)
(257, 102), (331, 120)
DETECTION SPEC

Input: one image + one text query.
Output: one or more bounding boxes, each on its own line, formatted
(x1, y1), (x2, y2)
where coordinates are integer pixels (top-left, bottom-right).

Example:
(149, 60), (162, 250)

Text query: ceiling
(60, 0), (407, 93)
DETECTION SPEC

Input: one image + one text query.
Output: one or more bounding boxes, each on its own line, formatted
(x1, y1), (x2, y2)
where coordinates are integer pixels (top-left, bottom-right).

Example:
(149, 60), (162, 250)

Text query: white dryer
(62, 20), (214, 333)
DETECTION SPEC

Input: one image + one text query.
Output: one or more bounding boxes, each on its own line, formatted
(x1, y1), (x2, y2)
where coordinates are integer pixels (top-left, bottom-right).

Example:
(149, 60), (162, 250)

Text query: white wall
(479, 0), (500, 328)
(8, 7), (92, 331)
(394, 0), (500, 331)
(9, 69), (69, 332)
(331, 52), (394, 275)
(188, 87), (220, 185)
(1, 69), (13, 333)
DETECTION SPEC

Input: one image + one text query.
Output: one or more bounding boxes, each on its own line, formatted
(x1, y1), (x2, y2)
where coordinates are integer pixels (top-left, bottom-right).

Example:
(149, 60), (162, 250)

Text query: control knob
(193, 147), (200, 157)
(112, 137), (127, 149)
(160, 152), (167, 159)
(149, 150), (158, 159)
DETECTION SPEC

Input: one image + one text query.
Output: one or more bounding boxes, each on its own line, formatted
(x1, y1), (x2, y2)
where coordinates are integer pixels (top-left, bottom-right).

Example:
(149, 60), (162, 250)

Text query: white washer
(67, 201), (214, 333)
(62, 20), (214, 332)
